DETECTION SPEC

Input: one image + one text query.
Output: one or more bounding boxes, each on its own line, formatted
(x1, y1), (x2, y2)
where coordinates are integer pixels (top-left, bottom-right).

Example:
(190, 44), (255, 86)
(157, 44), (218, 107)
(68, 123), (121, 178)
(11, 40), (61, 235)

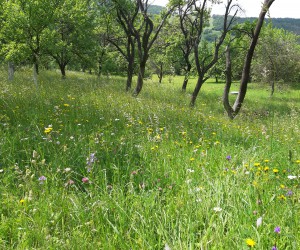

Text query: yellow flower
(44, 127), (53, 134)
(273, 168), (279, 173)
(264, 166), (269, 171)
(190, 158), (195, 161)
(20, 199), (25, 205)
(280, 184), (285, 189)
(63, 103), (70, 107)
(278, 194), (286, 200)
(254, 163), (260, 167)
(245, 238), (256, 247)
(296, 160), (300, 164)
(264, 159), (270, 163)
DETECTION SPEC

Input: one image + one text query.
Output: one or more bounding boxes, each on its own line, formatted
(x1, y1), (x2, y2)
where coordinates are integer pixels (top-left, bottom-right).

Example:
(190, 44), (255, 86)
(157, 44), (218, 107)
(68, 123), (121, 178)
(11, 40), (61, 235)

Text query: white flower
(256, 217), (263, 228)
(287, 175), (297, 180)
(187, 168), (195, 173)
(213, 207), (222, 212)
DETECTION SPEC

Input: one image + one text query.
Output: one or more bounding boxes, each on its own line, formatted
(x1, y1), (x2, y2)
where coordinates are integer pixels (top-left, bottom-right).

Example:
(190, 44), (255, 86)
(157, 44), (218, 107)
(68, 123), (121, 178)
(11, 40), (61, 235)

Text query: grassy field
(0, 69), (299, 249)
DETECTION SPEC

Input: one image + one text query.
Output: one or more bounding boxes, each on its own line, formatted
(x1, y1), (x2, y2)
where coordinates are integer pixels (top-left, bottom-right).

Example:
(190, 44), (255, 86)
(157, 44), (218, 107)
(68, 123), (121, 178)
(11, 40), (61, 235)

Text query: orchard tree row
(1, 0), (299, 117)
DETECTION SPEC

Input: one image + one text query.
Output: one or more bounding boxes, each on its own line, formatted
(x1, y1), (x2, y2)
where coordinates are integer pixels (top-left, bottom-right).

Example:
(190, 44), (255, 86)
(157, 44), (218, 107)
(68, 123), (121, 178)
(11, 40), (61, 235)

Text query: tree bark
(182, 63), (191, 91)
(59, 64), (66, 78)
(134, 62), (145, 96)
(8, 62), (14, 81)
(223, 46), (235, 119)
(190, 75), (204, 106)
(33, 64), (38, 89)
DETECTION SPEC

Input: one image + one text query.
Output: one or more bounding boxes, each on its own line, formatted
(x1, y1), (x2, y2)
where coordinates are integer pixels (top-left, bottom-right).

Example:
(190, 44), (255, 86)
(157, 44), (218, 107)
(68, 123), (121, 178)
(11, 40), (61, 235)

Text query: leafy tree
(252, 24), (300, 94)
(42, 0), (97, 78)
(176, 0), (238, 106)
(1, 0), (60, 84)
(223, 0), (276, 119)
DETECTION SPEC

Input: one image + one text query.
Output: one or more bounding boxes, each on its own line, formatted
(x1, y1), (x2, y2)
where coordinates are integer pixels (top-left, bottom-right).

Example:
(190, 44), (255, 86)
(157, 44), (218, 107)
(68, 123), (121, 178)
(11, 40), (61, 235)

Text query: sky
(152, 0), (300, 18)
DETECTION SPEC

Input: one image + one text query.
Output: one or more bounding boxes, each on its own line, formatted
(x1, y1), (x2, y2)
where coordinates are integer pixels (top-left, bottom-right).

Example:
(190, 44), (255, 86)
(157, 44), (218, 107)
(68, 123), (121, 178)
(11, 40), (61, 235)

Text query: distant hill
(212, 15), (300, 36)
(149, 5), (166, 15)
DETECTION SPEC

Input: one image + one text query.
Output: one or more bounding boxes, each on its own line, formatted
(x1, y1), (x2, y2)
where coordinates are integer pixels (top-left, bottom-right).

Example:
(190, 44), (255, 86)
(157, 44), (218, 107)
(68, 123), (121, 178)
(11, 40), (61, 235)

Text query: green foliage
(0, 69), (299, 249)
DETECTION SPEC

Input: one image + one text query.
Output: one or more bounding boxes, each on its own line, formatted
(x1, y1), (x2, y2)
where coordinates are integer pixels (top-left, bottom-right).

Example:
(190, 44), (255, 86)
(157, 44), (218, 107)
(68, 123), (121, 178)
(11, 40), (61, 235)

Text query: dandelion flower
(245, 238), (256, 247)
(273, 168), (279, 173)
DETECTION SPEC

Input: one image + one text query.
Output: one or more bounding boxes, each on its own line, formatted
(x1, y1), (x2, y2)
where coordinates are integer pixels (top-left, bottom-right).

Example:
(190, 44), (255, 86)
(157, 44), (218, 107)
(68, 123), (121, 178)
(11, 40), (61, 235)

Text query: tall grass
(0, 69), (299, 249)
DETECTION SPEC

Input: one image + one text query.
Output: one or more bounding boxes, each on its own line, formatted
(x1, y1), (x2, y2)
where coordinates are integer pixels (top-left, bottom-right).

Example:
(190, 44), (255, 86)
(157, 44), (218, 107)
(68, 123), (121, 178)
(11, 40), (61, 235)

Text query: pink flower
(82, 177), (89, 183)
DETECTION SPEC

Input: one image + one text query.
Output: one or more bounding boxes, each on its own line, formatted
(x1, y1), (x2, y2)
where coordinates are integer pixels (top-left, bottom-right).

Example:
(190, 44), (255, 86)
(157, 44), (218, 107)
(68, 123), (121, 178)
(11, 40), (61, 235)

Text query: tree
(223, 0), (276, 119)
(107, 0), (139, 90)
(1, 0), (60, 84)
(42, 0), (97, 78)
(179, 0), (239, 106)
(252, 24), (300, 94)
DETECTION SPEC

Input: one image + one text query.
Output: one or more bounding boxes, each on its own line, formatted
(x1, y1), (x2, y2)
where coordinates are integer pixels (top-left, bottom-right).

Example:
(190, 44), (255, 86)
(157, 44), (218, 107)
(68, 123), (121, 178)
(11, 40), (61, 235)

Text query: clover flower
(38, 176), (46, 184)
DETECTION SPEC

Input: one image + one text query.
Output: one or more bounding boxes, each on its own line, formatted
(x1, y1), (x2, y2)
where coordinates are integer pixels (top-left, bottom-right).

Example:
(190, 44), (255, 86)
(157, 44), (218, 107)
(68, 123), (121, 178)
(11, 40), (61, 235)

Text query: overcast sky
(152, 0), (300, 18)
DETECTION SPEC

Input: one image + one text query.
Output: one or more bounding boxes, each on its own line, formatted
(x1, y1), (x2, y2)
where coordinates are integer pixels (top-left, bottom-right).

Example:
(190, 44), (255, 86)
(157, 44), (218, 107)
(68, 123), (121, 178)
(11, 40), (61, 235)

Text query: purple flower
(38, 176), (46, 184)
(272, 246), (277, 250)
(274, 226), (281, 234)
(286, 190), (293, 196)
(226, 155), (231, 161)
(86, 153), (96, 166)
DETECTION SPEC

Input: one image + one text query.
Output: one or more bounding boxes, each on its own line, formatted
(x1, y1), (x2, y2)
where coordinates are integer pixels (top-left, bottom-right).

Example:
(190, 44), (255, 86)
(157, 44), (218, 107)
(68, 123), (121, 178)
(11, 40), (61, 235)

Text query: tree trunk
(59, 64), (66, 78)
(126, 56), (134, 91)
(223, 46), (235, 119)
(8, 62), (14, 81)
(33, 64), (38, 89)
(190, 75), (204, 106)
(158, 63), (163, 84)
(182, 63), (191, 91)
(134, 62), (145, 96)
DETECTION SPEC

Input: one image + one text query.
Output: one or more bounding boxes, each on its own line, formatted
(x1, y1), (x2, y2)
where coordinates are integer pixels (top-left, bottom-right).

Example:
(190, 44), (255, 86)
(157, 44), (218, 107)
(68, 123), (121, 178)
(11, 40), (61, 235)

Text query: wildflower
(226, 155), (231, 161)
(286, 190), (293, 196)
(65, 179), (75, 187)
(256, 217), (263, 228)
(274, 226), (281, 234)
(64, 168), (71, 172)
(32, 150), (39, 158)
(264, 159), (270, 163)
(272, 246), (277, 250)
(190, 158), (195, 161)
(264, 166), (269, 171)
(82, 177), (89, 183)
(44, 127), (53, 134)
(254, 163), (260, 167)
(280, 184), (285, 189)
(187, 168), (194, 173)
(38, 176), (46, 184)
(20, 199), (25, 205)
(213, 207), (222, 212)
(296, 160), (300, 164)
(278, 195), (286, 200)
(273, 168), (279, 173)
(287, 175), (297, 180)
(245, 238), (256, 247)
(63, 103), (70, 107)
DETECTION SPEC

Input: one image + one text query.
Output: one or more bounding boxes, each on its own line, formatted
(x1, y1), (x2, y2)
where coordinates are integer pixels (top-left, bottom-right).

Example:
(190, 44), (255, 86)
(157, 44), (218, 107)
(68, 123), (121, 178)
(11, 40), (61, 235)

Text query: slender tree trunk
(182, 63), (191, 91)
(126, 56), (134, 91)
(223, 46), (235, 119)
(33, 64), (38, 89)
(158, 63), (163, 83)
(190, 75), (204, 106)
(8, 62), (14, 81)
(134, 62), (146, 96)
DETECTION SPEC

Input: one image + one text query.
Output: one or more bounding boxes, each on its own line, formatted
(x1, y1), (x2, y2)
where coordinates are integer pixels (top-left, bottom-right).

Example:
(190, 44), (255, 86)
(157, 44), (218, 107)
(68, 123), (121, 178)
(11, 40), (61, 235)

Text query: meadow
(0, 68), (299, 249)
